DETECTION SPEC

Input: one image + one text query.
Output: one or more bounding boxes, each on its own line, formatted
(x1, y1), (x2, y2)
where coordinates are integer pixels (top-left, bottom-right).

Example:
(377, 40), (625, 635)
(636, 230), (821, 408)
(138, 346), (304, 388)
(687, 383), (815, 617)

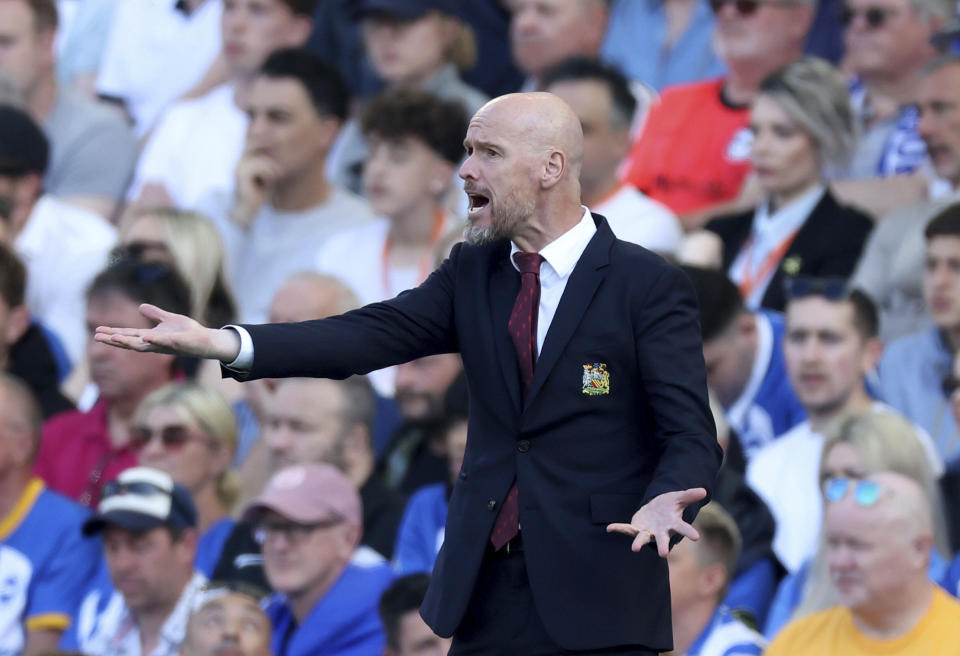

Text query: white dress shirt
(226, 208), (597, 369)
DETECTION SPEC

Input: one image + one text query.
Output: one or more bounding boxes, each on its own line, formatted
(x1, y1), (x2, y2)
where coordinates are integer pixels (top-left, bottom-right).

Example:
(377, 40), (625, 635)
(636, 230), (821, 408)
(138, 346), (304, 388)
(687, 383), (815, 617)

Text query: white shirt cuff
(222, 325), (253, 371)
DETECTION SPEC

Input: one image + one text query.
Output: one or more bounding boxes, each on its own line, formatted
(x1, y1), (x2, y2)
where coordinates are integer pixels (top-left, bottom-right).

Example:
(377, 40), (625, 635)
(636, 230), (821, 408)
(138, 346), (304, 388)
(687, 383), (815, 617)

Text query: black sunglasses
(101, 479), (173, 500)
(709, 0), (794, 15)
(838, 5), (896, 29)
(129, 424), (201, 452)
(783, 276), (849, 301)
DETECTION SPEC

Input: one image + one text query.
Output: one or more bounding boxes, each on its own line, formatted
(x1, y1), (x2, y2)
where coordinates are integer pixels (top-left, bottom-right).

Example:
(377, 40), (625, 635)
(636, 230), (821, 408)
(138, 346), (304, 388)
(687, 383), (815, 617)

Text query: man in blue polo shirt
(243, 463), (394, 656)
(683, 266), (805, 460)
(0, 373), (99, 653)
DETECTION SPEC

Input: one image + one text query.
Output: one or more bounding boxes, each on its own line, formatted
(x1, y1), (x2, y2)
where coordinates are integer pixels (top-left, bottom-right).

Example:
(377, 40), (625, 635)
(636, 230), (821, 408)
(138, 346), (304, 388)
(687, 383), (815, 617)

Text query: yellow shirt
(765, 587), (960, 655)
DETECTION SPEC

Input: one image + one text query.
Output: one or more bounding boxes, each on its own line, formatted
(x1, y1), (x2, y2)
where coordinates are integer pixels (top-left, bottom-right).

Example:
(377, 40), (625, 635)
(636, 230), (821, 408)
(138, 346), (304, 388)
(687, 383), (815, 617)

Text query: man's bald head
(268, 272), (359, 324)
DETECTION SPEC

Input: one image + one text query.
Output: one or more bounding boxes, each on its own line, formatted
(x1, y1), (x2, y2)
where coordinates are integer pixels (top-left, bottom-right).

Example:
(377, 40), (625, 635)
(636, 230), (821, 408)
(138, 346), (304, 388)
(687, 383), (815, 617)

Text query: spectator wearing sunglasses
(0, 105), (116, 368)
(36, 261), (192, 507)
(701, 57), (873, 313)
(853, 56), (960, 343)
(243, 463), (394, 656)
(116, 207), (237, 331)
(0, 374), (99, 654)
(879, 206), (960, 469)
(765, 471), (960, 654)
(132, 383), (239, 579)
(843, 0), (952, 182)
(746, 278), (943, 573)
(667, 502), (766, 656)
(621, 0), (816, 225)
(181, 583), (271, 656)
(765, 410), (952, 637)
(68, 467), (207, 656)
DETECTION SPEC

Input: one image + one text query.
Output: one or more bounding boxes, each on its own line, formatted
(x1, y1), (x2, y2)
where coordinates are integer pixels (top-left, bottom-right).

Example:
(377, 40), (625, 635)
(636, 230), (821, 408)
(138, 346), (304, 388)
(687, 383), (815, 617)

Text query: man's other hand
(606, 487), (707, 557)
(94, 303), (241, 362)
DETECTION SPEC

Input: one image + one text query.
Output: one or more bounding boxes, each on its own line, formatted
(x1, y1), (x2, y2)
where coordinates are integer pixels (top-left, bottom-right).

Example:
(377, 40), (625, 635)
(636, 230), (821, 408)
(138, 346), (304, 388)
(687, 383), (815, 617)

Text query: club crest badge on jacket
(581, 363), (610, 395)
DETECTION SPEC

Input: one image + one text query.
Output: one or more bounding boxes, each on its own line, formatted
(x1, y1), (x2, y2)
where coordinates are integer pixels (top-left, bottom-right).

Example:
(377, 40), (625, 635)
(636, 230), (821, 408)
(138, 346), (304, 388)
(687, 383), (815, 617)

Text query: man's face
(545, 78), (629, 194)
(460, 105), (538, 245)
(244, 76), (338, 185)
(508, 0), (605, 78)
(712, 0), (811, 69)
(843, 0), (937, 79)
(221, 0), (309, 77)
(363, 135), (452, 219)
(183, 592), (272, 656)
(825, 497), (918, 613)
(784, 297), (872, 416)
(393, 354), (462, 422)
(387, 610), (452, 656)
(258, 510), (355, 597)
(0, 387), (34, 477)
(667, 537), (713, 616)
(916, 64), (960, 186)
(362, 13), (451, 84)
(0, 0), (53, 96)
(262, 379), (350, 473)
(924, 236), (960, 330)
(86, 292), (175, 405)
(268, 277), (346, 323)
(702, 318), (756, 409)
(103, 526), (195, 613)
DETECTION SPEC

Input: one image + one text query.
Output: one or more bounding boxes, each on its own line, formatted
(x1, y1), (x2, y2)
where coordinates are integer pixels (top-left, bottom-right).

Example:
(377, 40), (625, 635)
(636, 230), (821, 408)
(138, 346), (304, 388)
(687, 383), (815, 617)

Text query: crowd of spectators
(3, 0), (960, 654)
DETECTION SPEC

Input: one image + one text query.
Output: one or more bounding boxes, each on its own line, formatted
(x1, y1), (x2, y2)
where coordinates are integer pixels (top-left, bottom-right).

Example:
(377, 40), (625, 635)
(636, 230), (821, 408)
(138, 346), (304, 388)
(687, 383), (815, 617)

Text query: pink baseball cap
(242, 463), (362, 527)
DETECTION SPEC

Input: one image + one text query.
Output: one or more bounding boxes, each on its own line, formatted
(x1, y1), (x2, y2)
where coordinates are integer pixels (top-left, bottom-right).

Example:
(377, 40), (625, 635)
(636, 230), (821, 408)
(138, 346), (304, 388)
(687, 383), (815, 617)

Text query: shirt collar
(510, 207), (596, 280)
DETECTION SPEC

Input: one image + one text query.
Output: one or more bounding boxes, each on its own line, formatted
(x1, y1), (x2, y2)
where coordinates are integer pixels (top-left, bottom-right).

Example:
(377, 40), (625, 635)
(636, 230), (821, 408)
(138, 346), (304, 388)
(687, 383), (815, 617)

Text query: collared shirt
(601, 0), (725, 91)
(227, 208), (597, 369)
(71, 571), (207, 656)
(592, 185), (683, 256)
(729, 184), (825, 309)
(685, 605), (765, 656)
(509, 207), (597, 354)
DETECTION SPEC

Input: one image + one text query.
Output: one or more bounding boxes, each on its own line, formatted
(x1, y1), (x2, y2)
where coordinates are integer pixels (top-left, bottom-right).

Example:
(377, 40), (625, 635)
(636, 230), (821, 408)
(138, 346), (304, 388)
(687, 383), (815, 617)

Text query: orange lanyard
(737, 230), (800, 300)
(381, 209), (446, 298)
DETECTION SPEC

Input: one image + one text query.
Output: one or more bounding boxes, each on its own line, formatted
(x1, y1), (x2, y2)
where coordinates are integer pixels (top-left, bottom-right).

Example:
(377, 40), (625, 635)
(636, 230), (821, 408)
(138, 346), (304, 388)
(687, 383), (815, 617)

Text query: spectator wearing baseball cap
(246, 463), (394, 656)
(64, 467), (207, 656)
(0, 104), (116, 368)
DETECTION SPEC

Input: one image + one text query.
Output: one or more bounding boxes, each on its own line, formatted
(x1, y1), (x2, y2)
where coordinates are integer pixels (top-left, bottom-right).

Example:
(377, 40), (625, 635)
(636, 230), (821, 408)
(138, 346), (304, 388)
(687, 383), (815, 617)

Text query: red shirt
(36, 400), (137, 507)
(621, 78), (753, 217)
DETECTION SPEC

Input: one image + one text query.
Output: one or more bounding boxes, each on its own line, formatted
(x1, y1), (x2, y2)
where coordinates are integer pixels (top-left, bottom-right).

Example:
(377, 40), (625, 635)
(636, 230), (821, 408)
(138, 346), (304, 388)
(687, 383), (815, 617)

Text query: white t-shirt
(746, 401), (943, 573)
(592, 185), (683, 256)
(129, 84), (247, 209)
(212, 188), (376, 324)
(15, 196), (117, 365)
(96, 0), (221, 136)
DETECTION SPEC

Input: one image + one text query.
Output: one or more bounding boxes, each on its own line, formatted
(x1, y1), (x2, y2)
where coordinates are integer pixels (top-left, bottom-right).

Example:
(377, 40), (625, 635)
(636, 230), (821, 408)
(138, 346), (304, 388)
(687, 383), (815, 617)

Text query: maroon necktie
(490, 251), (544, 550)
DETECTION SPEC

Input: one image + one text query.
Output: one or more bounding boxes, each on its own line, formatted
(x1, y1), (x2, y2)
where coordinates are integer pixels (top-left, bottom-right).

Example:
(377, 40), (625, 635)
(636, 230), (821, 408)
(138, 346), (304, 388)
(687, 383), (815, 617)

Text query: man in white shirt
(206, 48), (375, 323)
(72, 467), (207, 656)
(96, 0), (222, 136)
(543, 57), (681, 255)
(0, 0), (136, 219)
(746, 278), (942, 572)
(130, 0), (316, 210)
(0, 105), (115, 366)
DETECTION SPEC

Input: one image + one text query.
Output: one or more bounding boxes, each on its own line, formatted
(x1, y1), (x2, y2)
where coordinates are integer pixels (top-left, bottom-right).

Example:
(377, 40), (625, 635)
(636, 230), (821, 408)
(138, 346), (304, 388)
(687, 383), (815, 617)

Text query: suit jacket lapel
(525, 216), (612, 409)
(489, 246), (523, 413)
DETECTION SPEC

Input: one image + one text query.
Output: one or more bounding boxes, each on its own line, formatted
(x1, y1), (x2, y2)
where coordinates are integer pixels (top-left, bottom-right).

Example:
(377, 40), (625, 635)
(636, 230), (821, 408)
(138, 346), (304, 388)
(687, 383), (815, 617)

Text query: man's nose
(459, 155), (477, 181)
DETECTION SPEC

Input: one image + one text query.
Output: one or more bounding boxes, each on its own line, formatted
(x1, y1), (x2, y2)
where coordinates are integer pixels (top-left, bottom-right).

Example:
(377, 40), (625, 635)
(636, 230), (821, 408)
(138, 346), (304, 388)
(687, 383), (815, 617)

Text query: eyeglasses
(109, 240), (170, 265)
(253, 517), (343, 545)
(783, 275), (848, 301)
(129, 424), (204, 451)
(823, 477), (884, 506)
(102, 479), (174, 500)
(708, 0), (796, 16)
(838, 5), (897, 29)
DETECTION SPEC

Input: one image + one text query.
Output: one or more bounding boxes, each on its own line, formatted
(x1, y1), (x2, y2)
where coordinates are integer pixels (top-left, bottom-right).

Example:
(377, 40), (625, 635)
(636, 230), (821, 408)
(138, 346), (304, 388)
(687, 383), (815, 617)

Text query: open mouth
(467, 192), (490, 214)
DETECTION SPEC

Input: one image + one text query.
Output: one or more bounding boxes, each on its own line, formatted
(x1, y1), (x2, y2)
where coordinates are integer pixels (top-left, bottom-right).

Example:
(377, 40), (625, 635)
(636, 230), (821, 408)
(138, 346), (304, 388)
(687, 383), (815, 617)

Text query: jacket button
(487, 499), (497, 511)
(517, 439), (531, 453)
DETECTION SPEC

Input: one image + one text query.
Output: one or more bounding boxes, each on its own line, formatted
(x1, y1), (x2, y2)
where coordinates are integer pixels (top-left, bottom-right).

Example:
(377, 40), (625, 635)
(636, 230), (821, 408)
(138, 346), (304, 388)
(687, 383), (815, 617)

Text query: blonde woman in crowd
(763, 409), (951, 637)
(131, 382), (239, 577)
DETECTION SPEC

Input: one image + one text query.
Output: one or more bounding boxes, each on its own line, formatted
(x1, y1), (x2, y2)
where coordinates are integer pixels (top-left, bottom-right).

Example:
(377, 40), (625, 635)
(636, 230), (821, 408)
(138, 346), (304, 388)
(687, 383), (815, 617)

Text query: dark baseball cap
(82, 467), (198, 536)
(352, 0), (458, 21)
(0, 105), (48, 177)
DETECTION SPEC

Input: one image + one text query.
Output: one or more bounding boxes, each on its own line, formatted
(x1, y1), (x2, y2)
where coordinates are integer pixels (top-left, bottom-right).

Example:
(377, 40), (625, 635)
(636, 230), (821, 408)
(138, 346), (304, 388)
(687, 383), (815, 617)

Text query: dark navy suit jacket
(227, 215), (722, 651)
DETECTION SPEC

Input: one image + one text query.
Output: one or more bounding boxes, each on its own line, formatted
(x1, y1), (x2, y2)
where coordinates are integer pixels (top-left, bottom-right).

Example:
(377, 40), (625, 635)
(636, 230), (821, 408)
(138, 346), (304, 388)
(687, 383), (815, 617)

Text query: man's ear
(862, 336), (884, 374)
(541, 151), (565, 189)
(698, 562), (727, 599)
(5, 304), (29, 346)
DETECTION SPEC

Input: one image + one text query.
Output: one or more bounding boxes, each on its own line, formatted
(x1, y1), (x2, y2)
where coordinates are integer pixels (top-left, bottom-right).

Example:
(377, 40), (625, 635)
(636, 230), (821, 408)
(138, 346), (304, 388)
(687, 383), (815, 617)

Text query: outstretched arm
(94, 304), (242, 362)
